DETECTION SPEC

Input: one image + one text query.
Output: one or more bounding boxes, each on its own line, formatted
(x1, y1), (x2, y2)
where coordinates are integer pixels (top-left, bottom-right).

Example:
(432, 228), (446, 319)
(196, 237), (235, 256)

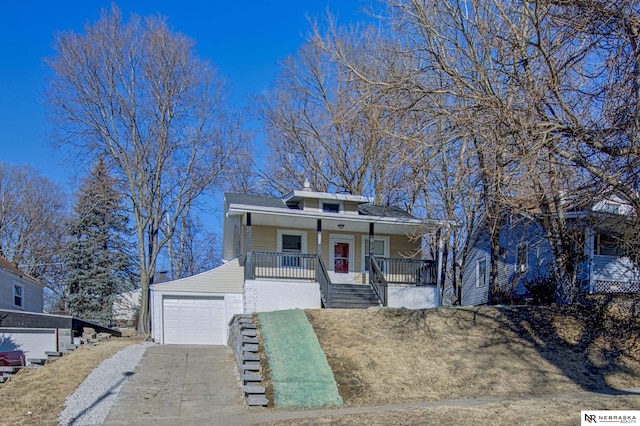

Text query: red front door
(334, 242), (349, 273)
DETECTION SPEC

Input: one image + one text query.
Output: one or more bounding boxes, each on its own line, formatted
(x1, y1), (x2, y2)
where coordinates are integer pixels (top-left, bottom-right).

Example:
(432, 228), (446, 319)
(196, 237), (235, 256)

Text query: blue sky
(0, 1), (368, 191)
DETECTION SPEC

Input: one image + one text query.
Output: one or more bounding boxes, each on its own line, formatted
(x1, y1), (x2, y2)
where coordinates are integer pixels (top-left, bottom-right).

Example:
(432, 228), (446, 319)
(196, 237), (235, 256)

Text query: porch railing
(375, 257), (436, 286)
(244, 251), (436, 288)
(370, 257), (388, 306)
(246, 251), (317, 281)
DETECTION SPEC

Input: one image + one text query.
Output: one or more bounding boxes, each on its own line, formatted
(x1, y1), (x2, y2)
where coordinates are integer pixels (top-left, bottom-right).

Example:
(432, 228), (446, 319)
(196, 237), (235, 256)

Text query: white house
(0, 256), (44, 313)
(151, 186), (450, 345)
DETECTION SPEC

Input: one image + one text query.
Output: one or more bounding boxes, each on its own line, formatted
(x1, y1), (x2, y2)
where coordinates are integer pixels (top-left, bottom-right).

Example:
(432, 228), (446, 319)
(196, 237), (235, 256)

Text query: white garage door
(162, 296), (226, 345)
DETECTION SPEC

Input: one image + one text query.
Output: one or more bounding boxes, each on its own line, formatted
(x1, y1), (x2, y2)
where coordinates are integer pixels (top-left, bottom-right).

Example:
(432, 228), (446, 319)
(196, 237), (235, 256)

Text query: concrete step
(0, 366), (21, 373)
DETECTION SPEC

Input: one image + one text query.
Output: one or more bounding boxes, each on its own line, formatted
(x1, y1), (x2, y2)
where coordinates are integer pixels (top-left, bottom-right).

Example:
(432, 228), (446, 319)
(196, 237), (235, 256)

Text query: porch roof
(225, 193), (449, 235)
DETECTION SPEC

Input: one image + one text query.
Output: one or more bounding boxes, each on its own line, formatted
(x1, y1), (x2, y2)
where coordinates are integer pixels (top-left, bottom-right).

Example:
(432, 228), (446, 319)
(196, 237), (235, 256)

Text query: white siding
(0, 328), (57, 360)
(0, 273), (43, 313)
(387, 285), (437, 309)
(151, 258), (244, 294)
(244, 280), (321, 313)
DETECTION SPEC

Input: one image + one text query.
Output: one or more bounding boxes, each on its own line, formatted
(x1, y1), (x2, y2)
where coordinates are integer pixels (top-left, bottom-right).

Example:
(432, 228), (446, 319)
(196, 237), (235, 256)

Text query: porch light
(337, 224), (344, 229)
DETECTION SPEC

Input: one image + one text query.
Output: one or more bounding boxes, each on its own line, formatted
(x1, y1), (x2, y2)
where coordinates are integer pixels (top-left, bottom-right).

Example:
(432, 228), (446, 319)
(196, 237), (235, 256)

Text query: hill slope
(305, 295), (640, 407)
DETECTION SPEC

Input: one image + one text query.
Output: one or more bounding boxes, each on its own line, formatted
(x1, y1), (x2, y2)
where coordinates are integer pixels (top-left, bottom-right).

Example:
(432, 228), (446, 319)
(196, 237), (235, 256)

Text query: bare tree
(164, 212), (221, 280)
(0, 162), (68, 308)
(258, 24), (416, 204)
(45, 6), (239, 332)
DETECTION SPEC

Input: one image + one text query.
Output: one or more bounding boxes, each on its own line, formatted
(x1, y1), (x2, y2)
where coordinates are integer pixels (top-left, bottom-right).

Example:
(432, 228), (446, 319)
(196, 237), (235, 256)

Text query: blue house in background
(461, 194), (640, 306)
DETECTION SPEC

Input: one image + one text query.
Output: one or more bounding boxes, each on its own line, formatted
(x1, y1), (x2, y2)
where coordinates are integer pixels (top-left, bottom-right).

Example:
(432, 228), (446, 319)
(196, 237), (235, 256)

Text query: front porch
(244, 251), (437, 308)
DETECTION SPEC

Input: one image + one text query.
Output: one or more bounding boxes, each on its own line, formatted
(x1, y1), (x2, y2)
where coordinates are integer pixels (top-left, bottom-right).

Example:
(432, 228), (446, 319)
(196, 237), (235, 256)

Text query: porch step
(328, 284), (380, 309)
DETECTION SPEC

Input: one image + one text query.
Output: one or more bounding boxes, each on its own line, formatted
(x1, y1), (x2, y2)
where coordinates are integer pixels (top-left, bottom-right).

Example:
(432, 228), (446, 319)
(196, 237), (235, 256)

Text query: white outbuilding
(150, 258), (244, 345)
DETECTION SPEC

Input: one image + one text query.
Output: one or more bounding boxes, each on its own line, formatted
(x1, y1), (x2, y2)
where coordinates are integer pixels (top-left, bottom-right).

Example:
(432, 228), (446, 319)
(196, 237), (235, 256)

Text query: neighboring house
(461, 194), (640, 306)
(151, 185), (450, 345)
(112, 289), (141, 326)
(0, 256), (44, 313)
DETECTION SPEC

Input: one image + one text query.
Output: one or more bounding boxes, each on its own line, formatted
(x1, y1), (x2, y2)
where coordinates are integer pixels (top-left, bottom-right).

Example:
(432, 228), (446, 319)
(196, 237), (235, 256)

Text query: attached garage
(151, 259), (244, 345)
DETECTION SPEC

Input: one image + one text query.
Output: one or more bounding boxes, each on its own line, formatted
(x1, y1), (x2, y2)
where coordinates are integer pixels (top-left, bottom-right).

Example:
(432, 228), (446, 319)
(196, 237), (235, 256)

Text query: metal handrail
(370, 257), (388, 306)
(316, 256), (332, 307)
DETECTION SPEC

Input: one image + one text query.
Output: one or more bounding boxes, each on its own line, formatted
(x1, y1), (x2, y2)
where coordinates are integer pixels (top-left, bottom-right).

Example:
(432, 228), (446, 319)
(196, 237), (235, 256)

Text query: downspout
(369, 222), (375, 284)
(317, 219), (322, 259)
(436, 228), (445, 307)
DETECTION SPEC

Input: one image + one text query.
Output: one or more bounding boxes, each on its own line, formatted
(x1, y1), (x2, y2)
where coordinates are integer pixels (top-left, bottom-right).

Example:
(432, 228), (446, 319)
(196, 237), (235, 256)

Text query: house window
(277, 230), (308, 267)
(362, 237), (389, 272)
(13, 283), (23, 309)
(516, 243), (528, 274)
(322, 202), (341, 213)
(476, 258), (487, 288)
(603, 203), (620, 214)
(595, 233), (624, 256)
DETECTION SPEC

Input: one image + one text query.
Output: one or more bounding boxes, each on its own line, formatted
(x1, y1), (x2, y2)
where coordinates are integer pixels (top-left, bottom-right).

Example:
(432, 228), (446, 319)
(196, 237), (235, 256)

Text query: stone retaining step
(247, 395), (269, 406)
(242, 353), (260, 361)
(0, 366), (21, 373)
(244, 385), (265, 394)
(241, 329), (257, 337)
(240, 323), (257, 329)
(242, 336), (259, 344)
(242, 361), (260, 371)
(242, 373), (262, 383)
(242, 343), (259, 352)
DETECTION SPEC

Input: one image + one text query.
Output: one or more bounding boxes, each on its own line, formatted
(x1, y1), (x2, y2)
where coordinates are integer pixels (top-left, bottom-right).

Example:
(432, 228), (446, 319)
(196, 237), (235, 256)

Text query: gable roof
(357, 204), (416, 219)
(224, 192), (418, 220)
(225, 193), (287, 210)
(0, 256), (44, 287)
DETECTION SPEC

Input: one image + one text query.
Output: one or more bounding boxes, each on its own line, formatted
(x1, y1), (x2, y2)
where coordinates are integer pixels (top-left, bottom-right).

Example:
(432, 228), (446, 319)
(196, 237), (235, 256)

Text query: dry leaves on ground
(0, 337), (139, 426)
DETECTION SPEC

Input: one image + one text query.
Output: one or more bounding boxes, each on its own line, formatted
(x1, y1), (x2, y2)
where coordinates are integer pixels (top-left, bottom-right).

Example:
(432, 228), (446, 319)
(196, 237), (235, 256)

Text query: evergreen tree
(63, 158), (135, 324)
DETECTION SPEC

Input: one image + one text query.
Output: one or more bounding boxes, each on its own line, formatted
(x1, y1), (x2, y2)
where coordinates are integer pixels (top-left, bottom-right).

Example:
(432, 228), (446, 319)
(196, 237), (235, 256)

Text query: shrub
(524, 275), (557, 305)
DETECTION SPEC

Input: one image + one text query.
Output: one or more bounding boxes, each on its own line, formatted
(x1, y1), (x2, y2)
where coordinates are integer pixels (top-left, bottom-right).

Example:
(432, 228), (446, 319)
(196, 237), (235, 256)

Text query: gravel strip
(58, 342), (152, 426)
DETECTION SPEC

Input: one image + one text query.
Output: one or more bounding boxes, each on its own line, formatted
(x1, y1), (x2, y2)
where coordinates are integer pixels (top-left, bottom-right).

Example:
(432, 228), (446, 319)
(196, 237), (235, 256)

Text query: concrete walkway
(102, 345), (248, 426)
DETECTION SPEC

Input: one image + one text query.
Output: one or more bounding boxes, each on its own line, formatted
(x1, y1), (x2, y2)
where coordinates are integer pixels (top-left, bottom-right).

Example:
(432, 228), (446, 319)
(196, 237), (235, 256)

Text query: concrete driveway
(102, 345), (247, 426)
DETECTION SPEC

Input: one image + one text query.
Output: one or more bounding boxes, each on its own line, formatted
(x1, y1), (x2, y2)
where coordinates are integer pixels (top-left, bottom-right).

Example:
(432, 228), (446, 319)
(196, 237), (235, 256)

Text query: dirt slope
(305, 295), (640, 407)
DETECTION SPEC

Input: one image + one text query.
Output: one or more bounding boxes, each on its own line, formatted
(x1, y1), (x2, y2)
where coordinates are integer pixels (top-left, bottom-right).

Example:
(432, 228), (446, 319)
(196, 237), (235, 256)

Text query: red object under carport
(0, 350), (25, 366)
